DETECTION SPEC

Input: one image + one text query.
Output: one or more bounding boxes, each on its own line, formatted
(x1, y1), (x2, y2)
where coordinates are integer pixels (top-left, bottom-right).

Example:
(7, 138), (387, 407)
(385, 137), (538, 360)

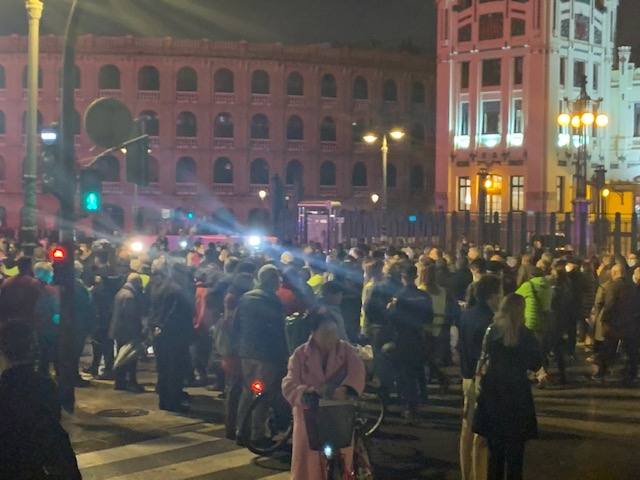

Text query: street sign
(84, 97), (133, 148)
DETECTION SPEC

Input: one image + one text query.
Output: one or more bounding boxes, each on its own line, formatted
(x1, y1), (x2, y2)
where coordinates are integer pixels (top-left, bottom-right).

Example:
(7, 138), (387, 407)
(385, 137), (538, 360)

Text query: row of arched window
(0, 64), (426, 104)
(89, 155), (426, 191)
(0, 109), (428, 147)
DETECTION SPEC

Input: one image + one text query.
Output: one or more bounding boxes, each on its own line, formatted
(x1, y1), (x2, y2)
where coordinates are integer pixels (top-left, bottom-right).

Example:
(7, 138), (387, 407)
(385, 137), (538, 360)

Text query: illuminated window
(510, 176), (524, 211)
(482, 101), (501, 134)
(457, 177), (471, 211)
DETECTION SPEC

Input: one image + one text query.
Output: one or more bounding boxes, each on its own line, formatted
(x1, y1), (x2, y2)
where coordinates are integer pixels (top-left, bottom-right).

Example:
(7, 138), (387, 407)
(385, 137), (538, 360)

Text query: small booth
(297, 201), (342, 250)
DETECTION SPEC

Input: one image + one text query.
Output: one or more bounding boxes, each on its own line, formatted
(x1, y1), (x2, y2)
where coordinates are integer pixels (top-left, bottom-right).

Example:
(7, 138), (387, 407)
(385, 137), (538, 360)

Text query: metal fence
(338, 210), (640, 256)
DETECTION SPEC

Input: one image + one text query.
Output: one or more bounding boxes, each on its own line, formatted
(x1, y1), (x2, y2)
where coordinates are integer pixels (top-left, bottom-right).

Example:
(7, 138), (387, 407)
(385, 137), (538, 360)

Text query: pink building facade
(435, 0), (618, 215)
(0, 35), (434, 232)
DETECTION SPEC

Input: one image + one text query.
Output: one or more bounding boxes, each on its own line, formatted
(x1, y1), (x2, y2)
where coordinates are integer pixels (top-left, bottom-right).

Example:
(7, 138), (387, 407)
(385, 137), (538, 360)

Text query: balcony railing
(249, 185), (269, 195)
(176, 91), (198, 103)
(98, 89), (121, 98)
(287, 140), (304, 152)
(321, 141), (338, 153)
(319, 185), (337, 197)
(176, 182), (198, 195)
(251, 94), (271, 106)
(102, 182), (122, 195)
(138, 183), (160, 195)
(137, 90), (160, 102)
(214, 92), (235, 104)
(287, 96), (305, 107)
(176, 137), (198, 149)
(212, 184), (234, 196)
(352, 186), (369, 197)
(249, 138), (271, 150)
(213, 138), (234, 149)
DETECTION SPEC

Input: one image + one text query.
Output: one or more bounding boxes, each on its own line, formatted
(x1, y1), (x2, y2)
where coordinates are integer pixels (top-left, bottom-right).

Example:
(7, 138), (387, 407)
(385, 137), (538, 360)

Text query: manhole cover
(97, 409), (149, 418)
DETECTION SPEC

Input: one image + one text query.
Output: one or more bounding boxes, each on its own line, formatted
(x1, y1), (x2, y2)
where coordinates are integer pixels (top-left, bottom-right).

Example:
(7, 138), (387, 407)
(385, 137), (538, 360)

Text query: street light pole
(381, 134), (388, 214)
(21, 0), (44, 254)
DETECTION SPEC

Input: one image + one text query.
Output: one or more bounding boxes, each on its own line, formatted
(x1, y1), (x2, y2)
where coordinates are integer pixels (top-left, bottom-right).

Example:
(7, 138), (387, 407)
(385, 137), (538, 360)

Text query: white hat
(280, 251), (294, 265)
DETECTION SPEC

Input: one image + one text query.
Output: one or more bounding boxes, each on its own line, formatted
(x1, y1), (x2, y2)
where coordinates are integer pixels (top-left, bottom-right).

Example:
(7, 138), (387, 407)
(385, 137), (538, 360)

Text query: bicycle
(239, 378), (385, 457)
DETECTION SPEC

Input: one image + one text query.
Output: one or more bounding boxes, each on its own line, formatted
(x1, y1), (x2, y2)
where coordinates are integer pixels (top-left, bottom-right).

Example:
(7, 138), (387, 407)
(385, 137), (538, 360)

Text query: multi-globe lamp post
(557, 75), (609, 256)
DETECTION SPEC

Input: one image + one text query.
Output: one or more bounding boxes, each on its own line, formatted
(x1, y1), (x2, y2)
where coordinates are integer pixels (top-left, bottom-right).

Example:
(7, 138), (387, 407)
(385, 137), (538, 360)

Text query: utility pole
(21, 0), (44, 254)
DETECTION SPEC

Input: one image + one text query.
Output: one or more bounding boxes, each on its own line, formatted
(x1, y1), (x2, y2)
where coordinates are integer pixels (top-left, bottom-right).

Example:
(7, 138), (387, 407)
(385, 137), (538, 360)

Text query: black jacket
(232, 288), (288, 365)
(149, 277), (194, 342)
(0, 365), (81, 479)
(388, 285), (433, 364)
(473, 325), (542, 441)
(458, 302), (494, 379)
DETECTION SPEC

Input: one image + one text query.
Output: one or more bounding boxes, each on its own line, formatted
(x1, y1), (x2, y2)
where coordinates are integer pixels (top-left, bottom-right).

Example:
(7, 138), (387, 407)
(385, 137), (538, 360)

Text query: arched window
(387, 163), (397, 188)
(95, 154), (120, 182)
(250, 114), (270, 139)
(148, 156), (159, 183)
(176, 156), (197, 183)
(0, 111), (5, 134)
(99, 64), (120, 89)
(72, 110), (81, 135)
(22, 66), (43, 89)
(411, 122), (425, 145)
(383, 79), (398, 102)
(250, 158), (269, 185)
(320, 116), (336, 142)
(214, 113), (234, 138)
(287, 72), (304, 96)
(286, 160), (303, 186)
(321, 73), (337, 98)
(411, 81), (425, 104)
(251, 70), (270, 94)
(213, 157), (233, 184)
(286, 115), (304, 140)
(351, 162), (367, 187)
(140, 110), (159, 136)
(22, 110), (44, 134)
(138, 66), (160, 90)
(351, 119), (366, 143)
(320, 161), (336, 186)
(0, 66), (5, 89)
(176, 111), (197, 137)
(0, 156), (5, 181)
(410, 165), (424, 191)
(176, 67), (197, 92)
(214, 68), (234, 93)
(353, 76), (368, 100)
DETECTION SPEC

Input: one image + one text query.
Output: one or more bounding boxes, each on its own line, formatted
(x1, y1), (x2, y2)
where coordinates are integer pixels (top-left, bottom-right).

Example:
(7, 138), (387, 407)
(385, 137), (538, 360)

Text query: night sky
(0, 1), (638, 58)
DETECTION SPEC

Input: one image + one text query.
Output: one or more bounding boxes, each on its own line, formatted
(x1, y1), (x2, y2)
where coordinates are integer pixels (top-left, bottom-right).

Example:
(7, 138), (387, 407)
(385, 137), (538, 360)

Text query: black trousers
(114, 341), (138, 388)
(487, 437), (525, 480)
(154, 336), (188, 409)
(90, 328), (114, 374)
(623, 337), (639, 381)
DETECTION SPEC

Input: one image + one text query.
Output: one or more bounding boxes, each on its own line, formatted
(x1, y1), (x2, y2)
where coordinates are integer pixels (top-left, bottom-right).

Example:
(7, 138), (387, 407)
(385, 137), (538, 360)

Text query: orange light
(557, 113), (571, 127)
(571, 115), (582, 129)
(49, 247), (66, 262)
(250, 379), (265, 395)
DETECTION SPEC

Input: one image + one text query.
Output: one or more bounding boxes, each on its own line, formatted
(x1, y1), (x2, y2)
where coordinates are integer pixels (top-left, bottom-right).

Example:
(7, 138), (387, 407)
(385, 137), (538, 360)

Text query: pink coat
(282, 339), (366, 480)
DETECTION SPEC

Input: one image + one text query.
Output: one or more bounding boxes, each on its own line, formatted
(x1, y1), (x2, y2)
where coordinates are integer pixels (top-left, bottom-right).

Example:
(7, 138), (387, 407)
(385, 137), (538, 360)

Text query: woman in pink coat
(282, 309), (366, 480)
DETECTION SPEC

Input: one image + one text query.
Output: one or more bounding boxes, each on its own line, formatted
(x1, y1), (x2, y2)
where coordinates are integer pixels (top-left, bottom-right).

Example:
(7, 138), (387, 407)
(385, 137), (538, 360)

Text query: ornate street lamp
(557, 75), (609, 256)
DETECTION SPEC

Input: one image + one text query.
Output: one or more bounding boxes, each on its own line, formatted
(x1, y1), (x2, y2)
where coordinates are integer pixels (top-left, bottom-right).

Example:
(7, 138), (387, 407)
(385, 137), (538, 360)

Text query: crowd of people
(0, 233), (639, 479)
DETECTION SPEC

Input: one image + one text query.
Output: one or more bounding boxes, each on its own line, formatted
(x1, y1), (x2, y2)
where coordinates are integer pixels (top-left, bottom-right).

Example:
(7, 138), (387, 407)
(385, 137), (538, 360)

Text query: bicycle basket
(304, 400), (356, 451)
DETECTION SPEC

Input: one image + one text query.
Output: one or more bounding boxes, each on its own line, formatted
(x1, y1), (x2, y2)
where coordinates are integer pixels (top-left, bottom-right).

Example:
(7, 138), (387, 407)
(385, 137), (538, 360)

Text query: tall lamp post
(21, 0), (44, 253)
(557, 75), (608, 256)
(364, 128), (405, 237)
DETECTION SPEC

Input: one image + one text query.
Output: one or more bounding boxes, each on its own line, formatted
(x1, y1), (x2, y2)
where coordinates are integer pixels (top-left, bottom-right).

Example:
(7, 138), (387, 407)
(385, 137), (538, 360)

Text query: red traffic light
(49, 247), (67, 262)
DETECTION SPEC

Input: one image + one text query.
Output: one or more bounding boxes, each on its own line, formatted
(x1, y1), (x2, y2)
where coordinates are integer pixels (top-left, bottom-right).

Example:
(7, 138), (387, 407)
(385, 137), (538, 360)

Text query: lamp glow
(130, 241), (144, 253)
(557, 113), (571, 127)
(484, 178), (493, 190)
(363, 133), (378, 144)
(571, 115), (582, 129)
(601, 188), (610, 198)
(248, 235), (261, 247)
(595, 114), (609, 128)
(581, 112), (595, 126)
(389, 129), (405, 140)
(371, 193), (380, 204)
(258, 189), (267, 200)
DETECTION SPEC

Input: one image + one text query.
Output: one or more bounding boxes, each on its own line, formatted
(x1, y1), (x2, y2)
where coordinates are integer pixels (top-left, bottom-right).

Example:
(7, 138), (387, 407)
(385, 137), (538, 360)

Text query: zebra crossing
(77, 426), (291, 480)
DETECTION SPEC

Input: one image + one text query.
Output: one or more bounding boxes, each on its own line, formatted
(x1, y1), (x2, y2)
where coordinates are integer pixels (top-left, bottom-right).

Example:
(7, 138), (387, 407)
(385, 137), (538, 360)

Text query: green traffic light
(84, 191), (101, 211)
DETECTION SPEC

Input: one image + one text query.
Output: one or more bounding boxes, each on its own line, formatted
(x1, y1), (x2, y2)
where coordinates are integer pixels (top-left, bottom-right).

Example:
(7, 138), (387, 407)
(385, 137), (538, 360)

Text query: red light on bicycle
(250, 379), (265, 395)
(49, 247), (66, 262)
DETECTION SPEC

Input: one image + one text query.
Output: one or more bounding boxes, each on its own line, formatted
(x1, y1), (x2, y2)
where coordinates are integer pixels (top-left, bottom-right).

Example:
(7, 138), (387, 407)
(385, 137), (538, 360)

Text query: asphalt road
(63, 354), (640, 480)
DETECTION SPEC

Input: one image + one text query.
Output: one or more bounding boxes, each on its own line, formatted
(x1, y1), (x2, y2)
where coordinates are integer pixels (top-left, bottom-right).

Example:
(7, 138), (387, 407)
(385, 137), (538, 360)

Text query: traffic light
(41, 123), (65, 198)
(186, 211), (195, 220)
(79, 168), (102, 213)
(49, 246), (72, 286)
(126, 121), (150, 186)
